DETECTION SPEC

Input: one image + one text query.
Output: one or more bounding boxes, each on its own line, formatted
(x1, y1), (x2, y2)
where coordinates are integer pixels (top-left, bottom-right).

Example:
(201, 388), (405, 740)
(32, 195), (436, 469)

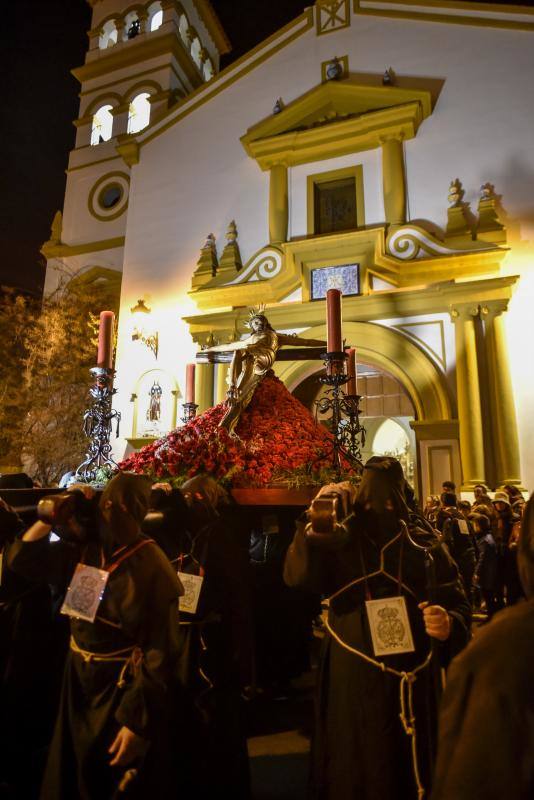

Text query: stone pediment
(241, 80), (433, 169)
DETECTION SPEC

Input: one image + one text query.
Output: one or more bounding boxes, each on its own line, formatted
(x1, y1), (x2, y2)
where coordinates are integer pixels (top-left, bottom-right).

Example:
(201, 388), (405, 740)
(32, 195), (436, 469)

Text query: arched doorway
(292, 361), (417, 485)
(275, 321), (457, 498)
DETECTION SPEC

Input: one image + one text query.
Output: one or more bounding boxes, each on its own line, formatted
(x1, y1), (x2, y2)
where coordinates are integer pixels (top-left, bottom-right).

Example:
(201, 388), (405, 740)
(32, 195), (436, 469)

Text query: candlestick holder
(339, 395), (366, 462)
(315, 353), (366, 472)
(181, 402), (198, 424)
(75, 367), (121, 482)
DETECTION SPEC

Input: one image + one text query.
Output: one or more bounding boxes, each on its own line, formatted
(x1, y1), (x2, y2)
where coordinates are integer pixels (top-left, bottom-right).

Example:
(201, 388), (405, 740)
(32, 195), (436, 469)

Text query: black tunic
(433, 600), (534, 800)
(170, 518), (254, 798)
(284, 516), (471, 800)
(8, 534), (183, 800)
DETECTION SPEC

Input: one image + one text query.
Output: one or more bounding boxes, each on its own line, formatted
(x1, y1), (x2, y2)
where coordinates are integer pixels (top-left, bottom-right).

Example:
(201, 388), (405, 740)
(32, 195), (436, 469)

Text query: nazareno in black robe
(143, 491), (254, 799)
(284, 514), (471, 800)
(432, 599), (534, 800)
(8, 532), (183, 800)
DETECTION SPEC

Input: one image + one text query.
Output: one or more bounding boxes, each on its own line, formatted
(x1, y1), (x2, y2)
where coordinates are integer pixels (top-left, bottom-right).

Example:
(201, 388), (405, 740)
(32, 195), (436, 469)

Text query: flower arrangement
(119, 372), (355, 488)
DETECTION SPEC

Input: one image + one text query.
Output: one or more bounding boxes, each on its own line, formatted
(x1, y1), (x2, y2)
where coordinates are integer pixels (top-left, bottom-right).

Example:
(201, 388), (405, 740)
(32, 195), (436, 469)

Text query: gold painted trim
(270, 320), (453, 421)
(316, 0), (351, 35)
(126, 437), (158, 449)
(321, 54), (349, 82)
(241, 80), (432, 170)
(124, 79), (163, 101)
(67, 265), (122, 292)
(395, 319), (447, 369)
(189, 221), (510, 311)
(353, 0), (534, 31)
(116, 137), (140, 166)
(41, 236), (125, 258)
(84, 92), (123, 117)
(248, 103), (425, 170)
(306, 164), (365, 236)
(356, 0), (534, 17)
(89, 12), (122, 33)
(88, 171), (130, 222)
(140, 9), (315, 147)
(241, 80), (432, 150)
(410, 420), (459, 441)
(186, 273), (518, 338)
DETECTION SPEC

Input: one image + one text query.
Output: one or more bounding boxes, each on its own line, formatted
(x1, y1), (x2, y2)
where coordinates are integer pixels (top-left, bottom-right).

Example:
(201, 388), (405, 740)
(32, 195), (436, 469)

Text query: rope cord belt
(324, 616), (432, 800)
(325, 619), (432, 800)
(69, 637), (136, 689)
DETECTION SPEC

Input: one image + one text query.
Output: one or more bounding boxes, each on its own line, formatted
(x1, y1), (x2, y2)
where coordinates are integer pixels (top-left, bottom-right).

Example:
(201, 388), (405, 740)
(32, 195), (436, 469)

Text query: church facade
(43, 0), (534, 498)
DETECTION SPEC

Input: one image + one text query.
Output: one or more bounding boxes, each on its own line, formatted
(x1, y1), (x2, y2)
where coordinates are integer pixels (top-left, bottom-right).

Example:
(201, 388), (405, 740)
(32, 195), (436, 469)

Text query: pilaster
(216, 363), (230, 404)
(111, 102), (131, 137)
(148, 90), (172, 120)
(380, 135), (406, 226)
(195, 363), (215, 413)
(269, 163), (289, 244)
(450, 303), (485, 488)
(481, 300), (522, 487)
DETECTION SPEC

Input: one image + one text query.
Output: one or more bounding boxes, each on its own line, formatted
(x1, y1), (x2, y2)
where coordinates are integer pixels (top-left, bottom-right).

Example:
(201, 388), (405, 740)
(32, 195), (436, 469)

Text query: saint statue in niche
(202, 306), (326, 435)
(147, 381), (163, 423)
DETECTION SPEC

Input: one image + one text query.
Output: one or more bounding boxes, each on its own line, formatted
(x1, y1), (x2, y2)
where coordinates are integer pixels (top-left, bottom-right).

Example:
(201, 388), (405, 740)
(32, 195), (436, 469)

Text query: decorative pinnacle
(448, 179), (465, 208)
(480, 182), (496, 200)
(226, 220), (238, 243)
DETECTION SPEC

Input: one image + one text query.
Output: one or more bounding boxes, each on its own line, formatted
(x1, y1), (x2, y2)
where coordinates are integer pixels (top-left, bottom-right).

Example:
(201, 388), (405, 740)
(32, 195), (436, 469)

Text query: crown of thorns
(247, 304), (266, 320)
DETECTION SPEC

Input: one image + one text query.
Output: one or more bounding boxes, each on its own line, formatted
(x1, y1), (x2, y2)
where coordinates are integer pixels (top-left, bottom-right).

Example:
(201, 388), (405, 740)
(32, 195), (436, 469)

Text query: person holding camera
(7, 472), (184, 800)
(284, 457), (471, 800)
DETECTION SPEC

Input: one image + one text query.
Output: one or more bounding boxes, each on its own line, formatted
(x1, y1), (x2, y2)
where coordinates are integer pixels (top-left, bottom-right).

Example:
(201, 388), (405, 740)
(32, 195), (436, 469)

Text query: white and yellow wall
(49, 0), (534, 496)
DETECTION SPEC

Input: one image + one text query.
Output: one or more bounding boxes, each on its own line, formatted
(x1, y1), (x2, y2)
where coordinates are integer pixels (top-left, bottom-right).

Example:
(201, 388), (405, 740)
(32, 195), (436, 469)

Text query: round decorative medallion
(88, 171), (130, 221)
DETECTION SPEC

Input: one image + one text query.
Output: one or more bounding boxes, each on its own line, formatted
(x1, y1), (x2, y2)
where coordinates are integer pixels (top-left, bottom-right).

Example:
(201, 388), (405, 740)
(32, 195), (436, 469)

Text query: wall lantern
(131, 299), (159, 359)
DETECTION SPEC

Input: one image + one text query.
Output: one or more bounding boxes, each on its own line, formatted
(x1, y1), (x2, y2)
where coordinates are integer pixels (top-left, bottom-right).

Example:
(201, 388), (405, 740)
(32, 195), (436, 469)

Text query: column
(161, 0), (177, 26)
(138, 10), (149, 35)
(148, 91), (172, 121)
(482, 301), (522, 486)
(111, 102), (131, 137)
(381, 136), (406, 226)
(269, 163), (288, 244)
(116, 18), (126, 42)
(195, 363), (215, 414)
(450, 304), (485, 488)
(88, 29), (101, 51)
(216, 363), (230, 404)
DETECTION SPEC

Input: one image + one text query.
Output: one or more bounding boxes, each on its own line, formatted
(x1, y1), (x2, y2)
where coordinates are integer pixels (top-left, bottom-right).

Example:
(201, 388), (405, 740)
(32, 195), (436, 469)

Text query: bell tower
(42, 0), (231, 293)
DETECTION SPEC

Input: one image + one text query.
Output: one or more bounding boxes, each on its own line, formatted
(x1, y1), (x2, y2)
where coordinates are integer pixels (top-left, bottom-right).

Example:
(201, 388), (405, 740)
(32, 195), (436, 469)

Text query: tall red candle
(97, 311), (115, 369)
(326, 289), (342, 353)
(346, 348), (358, 395)
(185, 363), (196, 404)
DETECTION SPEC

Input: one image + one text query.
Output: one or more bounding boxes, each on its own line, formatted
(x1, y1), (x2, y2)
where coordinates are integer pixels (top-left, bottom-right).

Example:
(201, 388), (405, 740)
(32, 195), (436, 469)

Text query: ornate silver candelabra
(315, 352), (366, 472)
(181, 402), (199, 424)
(75, 367), (121, 481)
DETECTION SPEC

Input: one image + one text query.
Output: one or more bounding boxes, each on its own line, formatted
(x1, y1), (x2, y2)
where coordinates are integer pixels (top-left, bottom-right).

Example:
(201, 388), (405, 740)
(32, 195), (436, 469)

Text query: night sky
(2, 0), (532, 293)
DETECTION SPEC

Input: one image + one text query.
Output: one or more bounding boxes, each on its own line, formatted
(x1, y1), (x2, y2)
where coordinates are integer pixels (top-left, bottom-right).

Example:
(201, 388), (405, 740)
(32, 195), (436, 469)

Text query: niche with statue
(130, 369), (180, 443)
